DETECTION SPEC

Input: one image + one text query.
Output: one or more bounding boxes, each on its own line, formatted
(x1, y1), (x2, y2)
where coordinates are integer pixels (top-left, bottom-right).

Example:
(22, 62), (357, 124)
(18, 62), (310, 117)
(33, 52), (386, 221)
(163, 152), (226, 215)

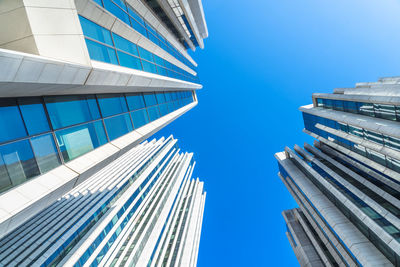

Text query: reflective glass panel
(97, 94), (128, 117)
(85, 39), (118, 65)
(45, 95), (100, 129)
(147, 106), (160, 121)
(127, 5), (145, 25)
(156, 93), (166, 104)
(18, 98), (50, 135)
(0, 154), (11, 193)
(143, 93), (157, 107)
(359, 102), (375, 117)
(126, 93), (145, 111)
(102, 0), (131, 25)
(137, 47), (154, 62)
(129, 17), (147, 36)
(30, 134), (61, 173)
(0, 139), (40, 188)
(55, 121), (107, 162)
(112, 33), (138, 56)
(104, 113), (133, 140)
(374, 104), (396, 121)
(131, 109), (149, 129)
(0, 99), (27, 143)
(159, 103), (168, 116)
(79, 16), (113, 46)
(141, 61), (157, 74)
(116, 51), (142, 70)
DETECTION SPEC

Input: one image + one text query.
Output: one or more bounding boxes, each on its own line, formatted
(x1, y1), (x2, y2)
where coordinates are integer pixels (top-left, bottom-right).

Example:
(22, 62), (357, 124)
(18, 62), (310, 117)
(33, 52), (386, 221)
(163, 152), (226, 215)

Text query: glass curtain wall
(0, 91), (194, 193)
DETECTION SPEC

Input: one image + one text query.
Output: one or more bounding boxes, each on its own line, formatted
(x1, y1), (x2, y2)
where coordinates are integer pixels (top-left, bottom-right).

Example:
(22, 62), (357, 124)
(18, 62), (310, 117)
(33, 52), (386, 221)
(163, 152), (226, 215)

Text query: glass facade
(316, 98), (400, 122)
(79, 16), (198, 83)
(303, 112), (400, 174)
(90, 0), (196, 70)
(0, 91), (194, 194)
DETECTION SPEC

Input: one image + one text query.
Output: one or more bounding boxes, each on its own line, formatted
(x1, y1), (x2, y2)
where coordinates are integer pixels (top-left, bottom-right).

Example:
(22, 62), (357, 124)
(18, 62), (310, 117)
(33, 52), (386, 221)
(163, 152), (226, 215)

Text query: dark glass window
(359, 102), (375, 117)
(97, 94), (128, 117)
(18, 98), (50, 135)
(126, 93), (145, 111)
(45, 95), (100, 129)
(374, 104), (396, 121)
(79, 16), (114, 46)
(143, 93), (157, 107)
(55, 121), (107, 162)
(147, 106), (160, 121)
(30, 134), (61, 173)
(131, 109), (149, 129)
(104, 113), (133, 140)
(0, 139), (40, 190)
(0, 99), (27, 143)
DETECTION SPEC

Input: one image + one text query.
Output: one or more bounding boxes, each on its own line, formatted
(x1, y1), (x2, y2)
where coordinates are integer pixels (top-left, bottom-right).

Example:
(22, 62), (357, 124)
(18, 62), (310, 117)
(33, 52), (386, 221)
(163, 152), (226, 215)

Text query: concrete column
(0, 0), (91, 66)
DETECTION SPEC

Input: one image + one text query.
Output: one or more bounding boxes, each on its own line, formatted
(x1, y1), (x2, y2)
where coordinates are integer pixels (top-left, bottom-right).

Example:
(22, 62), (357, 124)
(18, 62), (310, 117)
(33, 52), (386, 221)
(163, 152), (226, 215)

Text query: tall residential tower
(276, 77), (400, 266)
(0, 0), (207, 265)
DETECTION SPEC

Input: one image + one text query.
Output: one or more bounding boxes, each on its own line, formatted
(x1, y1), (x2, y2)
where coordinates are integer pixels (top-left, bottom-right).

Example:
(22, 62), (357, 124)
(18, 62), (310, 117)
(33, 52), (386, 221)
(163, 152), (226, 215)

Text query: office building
(0, 0), (207, 265)
(276, 77), (400, 266)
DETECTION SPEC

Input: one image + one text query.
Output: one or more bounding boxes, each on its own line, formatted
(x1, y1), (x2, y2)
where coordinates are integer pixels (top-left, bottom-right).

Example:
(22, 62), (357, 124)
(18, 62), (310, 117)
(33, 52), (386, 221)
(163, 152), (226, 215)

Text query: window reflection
(0, 90), (194, 193)
(56, 121), (107, 162)
(0, 139), (40, 192)
(0, 99), (27, 143)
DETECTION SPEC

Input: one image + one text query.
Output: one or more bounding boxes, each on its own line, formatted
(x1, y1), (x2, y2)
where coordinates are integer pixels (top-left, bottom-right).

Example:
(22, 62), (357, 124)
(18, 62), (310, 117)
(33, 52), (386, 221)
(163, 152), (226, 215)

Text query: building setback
(276, 77), (400, 266)
(0, 0), (207, 265)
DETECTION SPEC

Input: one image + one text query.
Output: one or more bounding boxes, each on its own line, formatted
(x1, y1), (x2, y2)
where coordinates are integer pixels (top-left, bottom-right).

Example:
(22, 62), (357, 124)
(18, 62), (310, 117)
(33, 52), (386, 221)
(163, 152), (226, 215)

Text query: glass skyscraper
(0, 0), (207, 265)
(276, 77), (400, 266)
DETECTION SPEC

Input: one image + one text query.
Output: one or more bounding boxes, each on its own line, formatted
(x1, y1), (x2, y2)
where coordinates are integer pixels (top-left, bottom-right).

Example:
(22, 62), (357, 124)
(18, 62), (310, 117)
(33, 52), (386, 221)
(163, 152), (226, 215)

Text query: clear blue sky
(154, 1), (400, 266)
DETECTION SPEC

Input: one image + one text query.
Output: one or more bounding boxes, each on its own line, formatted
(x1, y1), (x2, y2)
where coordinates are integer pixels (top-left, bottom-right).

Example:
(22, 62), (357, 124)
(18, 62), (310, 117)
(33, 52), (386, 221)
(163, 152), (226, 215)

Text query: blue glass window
(104, 113), (133, 140)
(97, 94), (128, 117)
(154, 55), (165, 66)
(159, 103), (169, 116)
(30, 134), (61, 173)
(55, 121), (107, 162)
(127, 5), (145, 25)
(92, 0), (103, 5)
(129, 18), (148, 37)
(102, 0), (131, 26)
(167, 102), (175, 112)
(126, 93), (146, 111)
(112, 33), (139, 56)
(18, 98), (50, 135)
(85, 39), (118, 65)
(165, 92), (172, 102)
(0, 139), (40, 189)
(143, 94), (157, 107)
(131, 109), (149, 129)
(141, 61), (157, 74)
(116, 51), (142, 70)
(137, 47), (154, 62)
(45, 95), (100, 129)
(79, 16), (113, 46)
(0, 99), (27, 143)
(147, 106), (160, 121)
(155, 93), (166, 104)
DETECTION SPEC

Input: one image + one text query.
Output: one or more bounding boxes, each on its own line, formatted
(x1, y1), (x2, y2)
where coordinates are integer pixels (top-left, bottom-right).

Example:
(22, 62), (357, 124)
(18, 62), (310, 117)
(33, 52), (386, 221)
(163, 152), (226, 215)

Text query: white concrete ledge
(0, 48), (202, 97)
